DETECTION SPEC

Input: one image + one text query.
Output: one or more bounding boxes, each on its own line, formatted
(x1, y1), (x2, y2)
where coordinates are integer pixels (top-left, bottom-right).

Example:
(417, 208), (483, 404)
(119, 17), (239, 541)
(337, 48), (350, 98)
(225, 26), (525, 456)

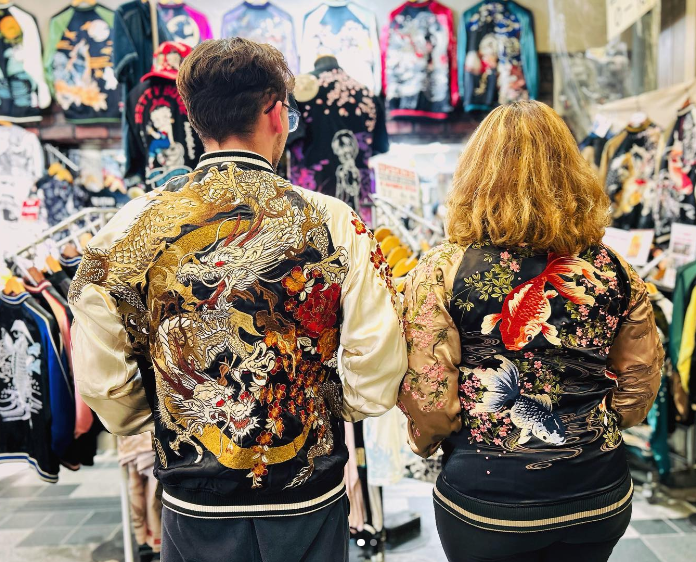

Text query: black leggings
(434, 500), (631, 562)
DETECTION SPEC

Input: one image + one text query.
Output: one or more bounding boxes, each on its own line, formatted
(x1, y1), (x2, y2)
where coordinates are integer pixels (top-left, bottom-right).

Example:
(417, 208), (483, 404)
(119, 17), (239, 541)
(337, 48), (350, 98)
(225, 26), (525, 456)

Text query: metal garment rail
(10, 207), (134, 562)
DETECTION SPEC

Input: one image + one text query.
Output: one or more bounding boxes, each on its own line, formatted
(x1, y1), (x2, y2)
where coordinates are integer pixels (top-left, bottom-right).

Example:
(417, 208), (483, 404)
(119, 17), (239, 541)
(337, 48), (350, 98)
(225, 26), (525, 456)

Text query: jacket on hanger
(654, 104), (696, 248)
(459, 1), (538, 112)
(68, 150), (407, 518)
(0, 291), (75, 481)
(43, 3), (120, 123)
(288, 57), (389, 214)
(381, 1), (458, 120)
(0, 125), (43, 223)
(221, 2), (298, 74)
(398, 241), (662, 532)
(301, 2), (381, 95)
(113, 1), (172, 95)
(600, 119), (663, 231)
(125, 76), (204, 189)
(158, 2), (212, 48)
(0, 3), (51, 122)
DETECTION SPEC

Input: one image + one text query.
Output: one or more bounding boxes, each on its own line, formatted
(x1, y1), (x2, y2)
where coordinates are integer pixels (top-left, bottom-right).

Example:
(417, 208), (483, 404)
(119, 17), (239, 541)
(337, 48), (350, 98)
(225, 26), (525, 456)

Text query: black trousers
(434, 500), (631, 562)
(161, 495), (349, 562)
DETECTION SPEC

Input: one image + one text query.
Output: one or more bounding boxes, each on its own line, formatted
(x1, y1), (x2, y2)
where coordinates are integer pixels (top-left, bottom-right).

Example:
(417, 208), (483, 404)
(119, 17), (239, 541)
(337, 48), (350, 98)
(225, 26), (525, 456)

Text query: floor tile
(0, 486), (44, 499)
(643, 534), (696, 561)
(631, 519), (678, 535)
(62, 524), (120, 546)
(668, 518), (696, 533)
(68, 483), (120, 499)
(608, 538), (660, 562)
(622, 525), (640, 539)
(38, 485), (80, 498)
(0, 528), (34, 549)
(40, 511), (91, 528)
(17, 527), (74, 547)
(83, 510), (123, 526)
(1, 511), (51, 529)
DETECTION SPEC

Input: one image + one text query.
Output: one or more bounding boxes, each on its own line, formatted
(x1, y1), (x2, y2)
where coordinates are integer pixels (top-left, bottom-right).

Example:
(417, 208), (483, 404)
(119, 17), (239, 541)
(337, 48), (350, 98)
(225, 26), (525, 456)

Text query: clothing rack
(9, 208), (133, 562)
(369, 193), (444, 252)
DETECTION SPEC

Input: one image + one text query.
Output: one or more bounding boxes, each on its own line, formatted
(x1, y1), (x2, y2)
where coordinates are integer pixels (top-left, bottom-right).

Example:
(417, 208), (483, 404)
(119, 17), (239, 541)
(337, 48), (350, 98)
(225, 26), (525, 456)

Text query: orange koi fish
(482, 255), (615, 351)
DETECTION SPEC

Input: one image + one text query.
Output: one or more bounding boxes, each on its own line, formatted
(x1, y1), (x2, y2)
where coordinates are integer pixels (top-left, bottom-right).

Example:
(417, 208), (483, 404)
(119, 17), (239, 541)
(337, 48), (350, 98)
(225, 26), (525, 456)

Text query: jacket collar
(196, 150), (275, 173)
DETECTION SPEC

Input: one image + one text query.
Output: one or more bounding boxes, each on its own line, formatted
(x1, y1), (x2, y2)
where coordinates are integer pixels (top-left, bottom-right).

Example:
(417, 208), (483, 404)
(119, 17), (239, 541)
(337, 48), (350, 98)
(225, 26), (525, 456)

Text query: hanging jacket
(654, 104), (696, 248)
(301, 2), (381, 95)
(287, 57), (389, 214)
(0, 291), (75, 481)
(221, 2), (299, 75)
(381, 1), (458, 120)
(0, 3), (51, 123)
(0, 124), (43, 223)
(398, 241), (662, 532)
(459, 1), (538, 112)
(159, 2), (212, 48)
(669, 262), (696, 365)
(600, 120), (663, 231)
(69, 150), (407, 518)
(43, 3), (120, 123)
(113, 1), (172, 95)
(125, 76), (204, 189)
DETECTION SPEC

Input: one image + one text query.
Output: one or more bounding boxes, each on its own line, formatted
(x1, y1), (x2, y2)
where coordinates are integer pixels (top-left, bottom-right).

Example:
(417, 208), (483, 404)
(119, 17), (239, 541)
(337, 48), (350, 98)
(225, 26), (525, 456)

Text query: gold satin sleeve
(397, 243), (466, 458)
(607, 264), (664, 429)
(69, 197), (155, 436)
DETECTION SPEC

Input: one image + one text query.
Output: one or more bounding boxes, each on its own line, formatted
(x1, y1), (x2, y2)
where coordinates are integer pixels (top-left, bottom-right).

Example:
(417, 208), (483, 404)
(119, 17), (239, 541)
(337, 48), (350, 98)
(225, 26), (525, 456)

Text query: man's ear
(268, 100), (283, 134)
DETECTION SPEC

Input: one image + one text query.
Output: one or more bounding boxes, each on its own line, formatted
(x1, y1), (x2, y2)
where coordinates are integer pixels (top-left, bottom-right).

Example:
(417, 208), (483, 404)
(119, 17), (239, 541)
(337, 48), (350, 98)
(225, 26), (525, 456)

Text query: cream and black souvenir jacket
(68, 150), (407, 517)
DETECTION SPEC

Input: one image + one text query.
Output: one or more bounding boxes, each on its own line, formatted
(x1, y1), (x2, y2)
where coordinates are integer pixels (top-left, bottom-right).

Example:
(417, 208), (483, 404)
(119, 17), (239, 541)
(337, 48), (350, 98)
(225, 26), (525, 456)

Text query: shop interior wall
(24, 0), (610, 54)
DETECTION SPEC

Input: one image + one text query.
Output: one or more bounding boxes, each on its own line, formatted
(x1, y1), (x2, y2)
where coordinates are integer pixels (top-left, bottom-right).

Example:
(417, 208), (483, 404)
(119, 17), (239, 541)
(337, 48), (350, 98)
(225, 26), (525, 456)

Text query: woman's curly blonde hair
(447, 101), (610, 255)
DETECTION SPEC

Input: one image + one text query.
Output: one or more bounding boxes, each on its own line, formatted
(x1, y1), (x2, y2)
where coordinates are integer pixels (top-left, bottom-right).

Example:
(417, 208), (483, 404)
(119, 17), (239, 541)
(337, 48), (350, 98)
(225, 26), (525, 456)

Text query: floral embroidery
(295, 283), (342, 338)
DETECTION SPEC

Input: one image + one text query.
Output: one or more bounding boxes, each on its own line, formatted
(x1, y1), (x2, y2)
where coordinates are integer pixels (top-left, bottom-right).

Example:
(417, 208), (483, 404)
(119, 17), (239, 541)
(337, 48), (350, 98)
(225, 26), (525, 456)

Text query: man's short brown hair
(177, 38), (295, 143)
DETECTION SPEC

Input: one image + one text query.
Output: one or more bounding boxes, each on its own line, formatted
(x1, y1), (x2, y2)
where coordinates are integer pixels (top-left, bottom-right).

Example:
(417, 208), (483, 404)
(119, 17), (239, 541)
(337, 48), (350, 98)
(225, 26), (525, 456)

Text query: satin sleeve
(607, 265), (664, 429)
(69, 197), (154, 436)
(70, 284), (153, 435)
(338, 221), (407, 422)
(397, 243), (465, 458)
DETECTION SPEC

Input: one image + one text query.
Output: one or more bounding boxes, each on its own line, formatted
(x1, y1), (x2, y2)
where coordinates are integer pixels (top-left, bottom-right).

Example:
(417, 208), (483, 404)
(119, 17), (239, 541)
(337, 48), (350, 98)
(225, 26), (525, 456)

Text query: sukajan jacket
(69, 150), (407, 518)
(398, 241), (663, 532)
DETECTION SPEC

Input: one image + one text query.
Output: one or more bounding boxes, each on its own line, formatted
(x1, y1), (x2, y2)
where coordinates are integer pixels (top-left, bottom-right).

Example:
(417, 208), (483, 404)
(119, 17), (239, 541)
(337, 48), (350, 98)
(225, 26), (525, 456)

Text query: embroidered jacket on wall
(459, 1), (538, 112)
(381, 0), (459, 120)
(44, 4), (120, 123)
(398, 241), (662, 532)
(221, 2), (298, 75)
(288, 58), (389, 215)
(159, 2), (212, 48)
(653, 104), (696, 248)
(68, 151), (406, 518)
(125, 77), (204, 189)
(301, 2), (382, 95)
(0, 124), (43, 224)
(600, 119), (663, 231)
(0, 4), (51, 122)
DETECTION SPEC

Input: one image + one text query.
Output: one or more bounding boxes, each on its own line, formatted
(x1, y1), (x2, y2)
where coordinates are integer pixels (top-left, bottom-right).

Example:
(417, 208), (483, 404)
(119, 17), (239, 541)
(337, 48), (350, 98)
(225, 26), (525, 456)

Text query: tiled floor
(1, 457), (695, 562)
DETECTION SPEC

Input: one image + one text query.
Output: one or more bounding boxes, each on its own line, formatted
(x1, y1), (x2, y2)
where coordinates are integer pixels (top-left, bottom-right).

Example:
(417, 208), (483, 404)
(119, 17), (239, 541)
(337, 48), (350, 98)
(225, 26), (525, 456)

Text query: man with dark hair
(69, 38), (407, 562)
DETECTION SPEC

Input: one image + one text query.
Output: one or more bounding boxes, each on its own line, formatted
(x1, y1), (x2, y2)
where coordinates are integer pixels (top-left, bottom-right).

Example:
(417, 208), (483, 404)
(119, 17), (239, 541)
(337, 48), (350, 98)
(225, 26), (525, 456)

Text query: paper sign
(606, 0), (659, 40)
(602, 227), (654, 266)
(374, 162), (422, 212)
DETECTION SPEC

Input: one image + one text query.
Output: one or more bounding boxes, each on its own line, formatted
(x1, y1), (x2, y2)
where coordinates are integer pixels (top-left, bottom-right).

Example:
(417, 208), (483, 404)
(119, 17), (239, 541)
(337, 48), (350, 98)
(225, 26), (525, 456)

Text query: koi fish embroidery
(482, 255), (614, 351)
(472, 355), (566, 446)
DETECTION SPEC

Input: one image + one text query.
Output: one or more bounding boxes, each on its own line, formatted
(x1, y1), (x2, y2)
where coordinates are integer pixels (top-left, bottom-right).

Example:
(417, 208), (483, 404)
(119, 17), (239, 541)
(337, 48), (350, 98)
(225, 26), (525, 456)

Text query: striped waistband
(162, 479), (346, 520)
(434, 471), (633, 533)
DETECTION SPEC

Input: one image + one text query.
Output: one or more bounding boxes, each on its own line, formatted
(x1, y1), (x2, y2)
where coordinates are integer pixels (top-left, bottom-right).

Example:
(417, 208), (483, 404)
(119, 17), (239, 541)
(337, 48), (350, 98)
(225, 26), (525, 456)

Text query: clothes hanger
(0, 120), (12, 127)
(71, 0), (97, 6)
(2, 276), (25, 296)
(159, 0), (184, 5)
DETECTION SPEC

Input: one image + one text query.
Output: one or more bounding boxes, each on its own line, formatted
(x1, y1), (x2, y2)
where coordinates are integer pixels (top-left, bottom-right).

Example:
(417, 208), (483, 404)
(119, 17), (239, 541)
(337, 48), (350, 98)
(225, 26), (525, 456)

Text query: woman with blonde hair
(398, 101), (663, 562)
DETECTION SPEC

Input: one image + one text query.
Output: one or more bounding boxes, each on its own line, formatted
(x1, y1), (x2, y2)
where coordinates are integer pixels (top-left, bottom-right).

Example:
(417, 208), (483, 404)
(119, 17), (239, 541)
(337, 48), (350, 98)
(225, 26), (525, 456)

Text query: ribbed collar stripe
(196, 150), (274, 173)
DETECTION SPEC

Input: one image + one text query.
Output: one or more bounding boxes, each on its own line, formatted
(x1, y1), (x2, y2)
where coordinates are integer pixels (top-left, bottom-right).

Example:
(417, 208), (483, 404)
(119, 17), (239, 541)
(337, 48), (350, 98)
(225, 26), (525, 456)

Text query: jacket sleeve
(68, 198), (154, 436)
(607, 264), (664, 429)
(397, 244), (464, 457)
(339, 212), (407, 421)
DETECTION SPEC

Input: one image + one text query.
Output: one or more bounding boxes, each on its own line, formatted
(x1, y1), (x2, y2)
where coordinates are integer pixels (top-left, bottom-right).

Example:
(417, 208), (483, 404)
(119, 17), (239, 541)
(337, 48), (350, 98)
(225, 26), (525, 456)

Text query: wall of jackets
(2, 1), (539, 125)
